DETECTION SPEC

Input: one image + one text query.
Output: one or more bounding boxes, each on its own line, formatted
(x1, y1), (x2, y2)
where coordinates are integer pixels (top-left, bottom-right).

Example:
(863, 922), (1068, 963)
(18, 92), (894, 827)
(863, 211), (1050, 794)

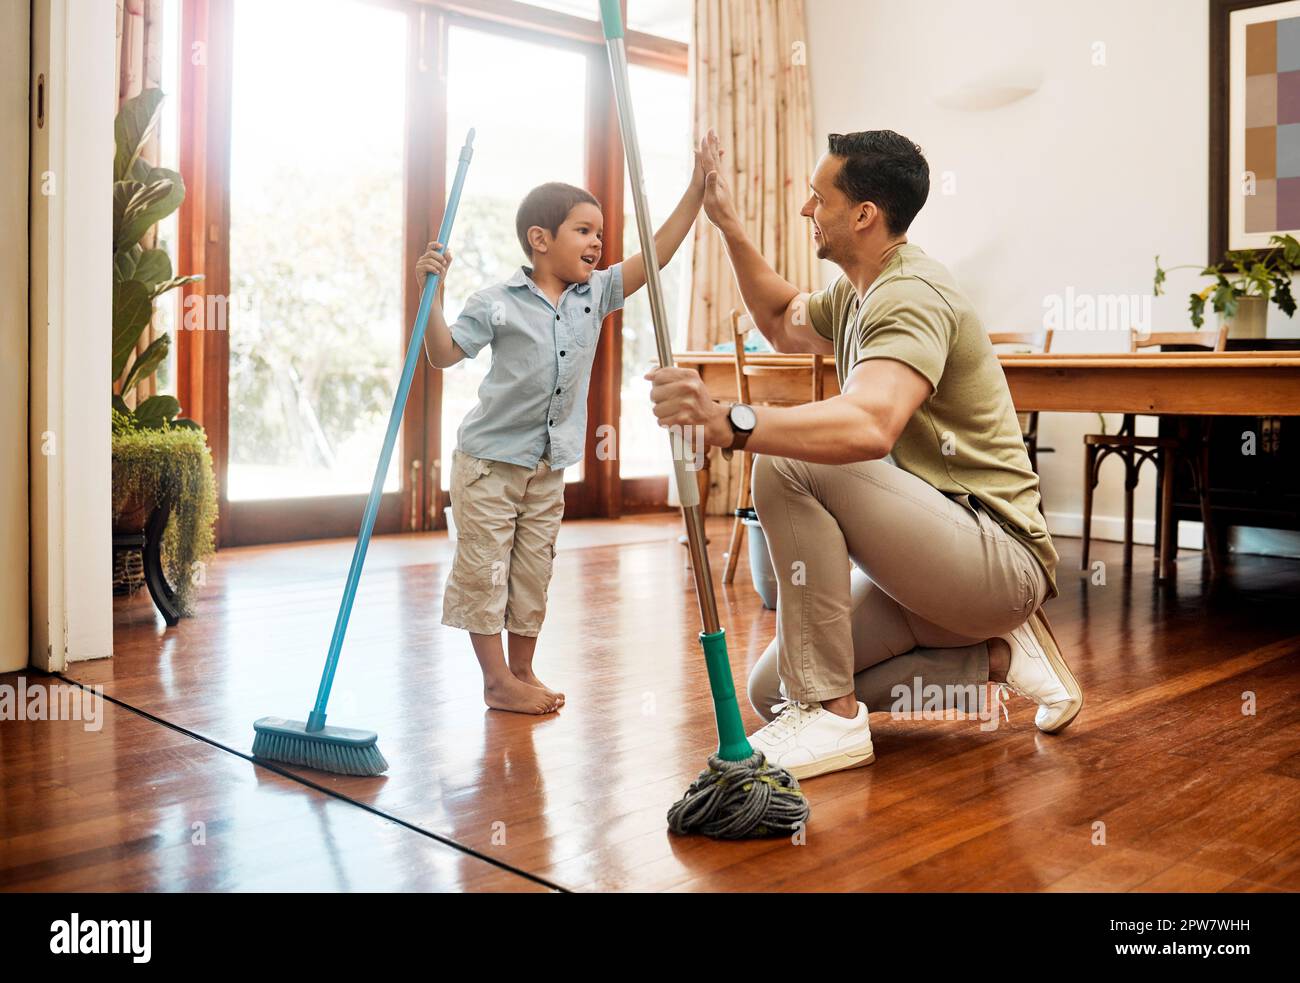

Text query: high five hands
(697, 128), (738, 231)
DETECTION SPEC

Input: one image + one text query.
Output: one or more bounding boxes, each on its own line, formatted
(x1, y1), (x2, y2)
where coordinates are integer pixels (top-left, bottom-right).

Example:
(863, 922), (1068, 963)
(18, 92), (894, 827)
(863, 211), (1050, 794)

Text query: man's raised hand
(700, 128), (739, 232)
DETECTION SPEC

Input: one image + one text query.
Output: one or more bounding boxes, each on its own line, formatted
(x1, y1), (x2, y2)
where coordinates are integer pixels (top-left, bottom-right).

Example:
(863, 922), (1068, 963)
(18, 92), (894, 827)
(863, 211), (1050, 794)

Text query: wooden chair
(989, 330), (1055, 475)
(721, 309), (826, 585)
(1080, 325), (1228, 581)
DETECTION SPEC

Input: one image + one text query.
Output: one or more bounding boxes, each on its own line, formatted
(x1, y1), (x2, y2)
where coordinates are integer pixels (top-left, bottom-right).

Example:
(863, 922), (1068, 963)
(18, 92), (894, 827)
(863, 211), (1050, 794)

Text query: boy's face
(531, 202), (604, 283)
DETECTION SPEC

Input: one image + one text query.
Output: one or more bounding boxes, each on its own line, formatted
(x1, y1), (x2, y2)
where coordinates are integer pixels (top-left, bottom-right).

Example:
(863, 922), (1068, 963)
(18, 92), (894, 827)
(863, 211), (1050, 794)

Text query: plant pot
(1220, 294), (1267, 339)
(112, 488), (158, 535)
(111, 426), (217, 621)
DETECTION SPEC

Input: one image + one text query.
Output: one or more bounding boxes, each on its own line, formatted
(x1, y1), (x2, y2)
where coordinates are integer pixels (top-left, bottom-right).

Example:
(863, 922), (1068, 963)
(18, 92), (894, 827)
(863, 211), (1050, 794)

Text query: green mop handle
(600, 1), (751, 761)
(306, 129), (475, 734)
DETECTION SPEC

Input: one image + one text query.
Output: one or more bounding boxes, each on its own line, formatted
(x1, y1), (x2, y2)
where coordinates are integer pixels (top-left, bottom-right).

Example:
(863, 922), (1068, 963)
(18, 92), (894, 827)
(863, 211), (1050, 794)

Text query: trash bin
(738, 507), (777, 610)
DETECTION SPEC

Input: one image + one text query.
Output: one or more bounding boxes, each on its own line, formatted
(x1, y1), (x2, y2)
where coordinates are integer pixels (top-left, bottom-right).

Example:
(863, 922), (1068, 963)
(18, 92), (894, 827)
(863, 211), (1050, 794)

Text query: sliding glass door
(223, 0), (410, 542)
(181, 0), (689, 545)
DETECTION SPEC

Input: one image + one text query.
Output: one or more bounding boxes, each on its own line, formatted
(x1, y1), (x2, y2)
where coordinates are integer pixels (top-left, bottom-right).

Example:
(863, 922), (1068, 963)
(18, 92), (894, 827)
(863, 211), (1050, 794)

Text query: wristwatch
(721, 402), (757, 460)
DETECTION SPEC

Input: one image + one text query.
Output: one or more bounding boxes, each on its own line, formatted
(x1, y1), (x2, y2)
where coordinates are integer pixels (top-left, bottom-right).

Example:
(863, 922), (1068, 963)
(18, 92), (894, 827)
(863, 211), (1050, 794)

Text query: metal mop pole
(600, 1), (751, 761)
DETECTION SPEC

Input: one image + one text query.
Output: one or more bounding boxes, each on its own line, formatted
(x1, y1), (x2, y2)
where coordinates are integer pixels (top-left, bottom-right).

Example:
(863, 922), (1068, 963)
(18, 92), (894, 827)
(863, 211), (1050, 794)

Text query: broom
(252, 129), (476, 777)
(598, 1), (810, 839)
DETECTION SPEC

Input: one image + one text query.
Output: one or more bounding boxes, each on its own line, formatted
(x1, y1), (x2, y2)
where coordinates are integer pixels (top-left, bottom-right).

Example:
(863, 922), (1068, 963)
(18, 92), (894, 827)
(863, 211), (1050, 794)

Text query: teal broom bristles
(252, 130), (475, 777)
(252, 716), (388, 777)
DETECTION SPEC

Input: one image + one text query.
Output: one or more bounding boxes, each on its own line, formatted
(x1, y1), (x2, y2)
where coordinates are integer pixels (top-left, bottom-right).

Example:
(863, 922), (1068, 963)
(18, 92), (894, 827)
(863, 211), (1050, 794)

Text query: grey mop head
(252, 716), (388, 776)
(667, 751), (810, 839)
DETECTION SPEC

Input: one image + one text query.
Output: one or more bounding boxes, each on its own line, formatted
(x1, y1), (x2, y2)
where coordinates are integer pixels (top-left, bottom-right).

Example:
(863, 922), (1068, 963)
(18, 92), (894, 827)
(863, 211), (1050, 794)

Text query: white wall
(1, 0), (31, 673)
(805, 0), (1226, 548)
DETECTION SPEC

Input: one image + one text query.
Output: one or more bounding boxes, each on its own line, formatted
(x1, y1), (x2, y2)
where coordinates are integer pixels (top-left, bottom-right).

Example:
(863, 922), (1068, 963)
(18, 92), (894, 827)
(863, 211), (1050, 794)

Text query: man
(648, 129), (1083, 780)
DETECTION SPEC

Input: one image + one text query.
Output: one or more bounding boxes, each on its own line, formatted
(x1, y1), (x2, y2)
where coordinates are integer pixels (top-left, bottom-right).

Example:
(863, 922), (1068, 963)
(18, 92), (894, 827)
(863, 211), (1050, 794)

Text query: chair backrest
(731, 308), (824, 405)
(1129, 325), (1228, 352)
(731, 308), (755, 404)
(988, 330), (1054, 353)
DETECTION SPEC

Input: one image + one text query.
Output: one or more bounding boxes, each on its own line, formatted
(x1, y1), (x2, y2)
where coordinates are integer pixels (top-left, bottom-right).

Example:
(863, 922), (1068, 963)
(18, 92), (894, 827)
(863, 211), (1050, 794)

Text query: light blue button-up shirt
(449, 263), (624, 470)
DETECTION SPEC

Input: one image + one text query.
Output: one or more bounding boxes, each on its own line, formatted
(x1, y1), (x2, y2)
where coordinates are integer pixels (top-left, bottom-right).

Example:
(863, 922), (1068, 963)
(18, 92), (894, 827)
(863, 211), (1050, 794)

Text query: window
(619, 63), (692, 478)
(226, 0), (408, 500)
(172, 0), (691, 544)
(518, 0), (691, 42)
(439, 25), (589, 490)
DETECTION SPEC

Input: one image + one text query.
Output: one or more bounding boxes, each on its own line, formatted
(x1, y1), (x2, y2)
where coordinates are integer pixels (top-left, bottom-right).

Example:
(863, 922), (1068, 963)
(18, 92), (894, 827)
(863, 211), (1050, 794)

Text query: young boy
(416, 142), (707, 715)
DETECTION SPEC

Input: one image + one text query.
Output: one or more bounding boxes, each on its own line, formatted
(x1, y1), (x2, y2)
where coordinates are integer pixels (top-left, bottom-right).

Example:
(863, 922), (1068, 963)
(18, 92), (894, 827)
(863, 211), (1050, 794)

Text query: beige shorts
(441, 448), (566, 636)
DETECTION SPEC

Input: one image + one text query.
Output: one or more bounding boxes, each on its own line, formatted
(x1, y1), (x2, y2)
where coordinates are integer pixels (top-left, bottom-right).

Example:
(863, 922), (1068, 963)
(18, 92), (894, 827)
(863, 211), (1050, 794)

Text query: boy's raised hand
(690, 133), (710, 194)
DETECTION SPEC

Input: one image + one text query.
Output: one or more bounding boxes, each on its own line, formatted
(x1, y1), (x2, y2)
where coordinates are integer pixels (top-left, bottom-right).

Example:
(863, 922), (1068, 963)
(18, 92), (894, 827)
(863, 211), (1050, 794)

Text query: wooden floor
(6, 512), (1300, 892)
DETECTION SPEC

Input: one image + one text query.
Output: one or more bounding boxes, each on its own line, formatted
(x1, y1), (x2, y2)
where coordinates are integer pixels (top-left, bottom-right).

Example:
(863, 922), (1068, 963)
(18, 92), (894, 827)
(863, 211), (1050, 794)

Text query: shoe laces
(761, 700), (818, 741)
(991, 684), (1013, 722)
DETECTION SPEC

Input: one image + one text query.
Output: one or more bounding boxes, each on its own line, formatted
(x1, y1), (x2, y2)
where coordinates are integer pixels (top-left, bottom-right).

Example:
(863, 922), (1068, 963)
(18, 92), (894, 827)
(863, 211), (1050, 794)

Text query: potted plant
(111, 88), (216, 619)
(1153, 234), (1299, 338)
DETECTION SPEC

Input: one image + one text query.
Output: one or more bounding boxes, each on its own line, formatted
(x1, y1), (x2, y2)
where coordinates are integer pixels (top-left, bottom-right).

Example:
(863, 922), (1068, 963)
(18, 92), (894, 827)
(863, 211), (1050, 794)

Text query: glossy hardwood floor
(30, 514), (1300, 891)
(0, 675), (549, 891)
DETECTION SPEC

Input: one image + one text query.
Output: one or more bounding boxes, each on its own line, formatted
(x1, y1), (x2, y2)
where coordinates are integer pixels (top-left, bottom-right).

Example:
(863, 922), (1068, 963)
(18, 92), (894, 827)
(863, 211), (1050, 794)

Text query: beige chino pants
(746, 454), (1050, 720)
(441, 449), (566, 637)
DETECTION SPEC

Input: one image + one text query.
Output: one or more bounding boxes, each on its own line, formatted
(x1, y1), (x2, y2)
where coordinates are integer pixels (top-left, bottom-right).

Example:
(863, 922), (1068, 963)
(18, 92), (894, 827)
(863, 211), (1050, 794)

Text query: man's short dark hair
(825, 130), (929, 235)
(515, 182), (601, 259)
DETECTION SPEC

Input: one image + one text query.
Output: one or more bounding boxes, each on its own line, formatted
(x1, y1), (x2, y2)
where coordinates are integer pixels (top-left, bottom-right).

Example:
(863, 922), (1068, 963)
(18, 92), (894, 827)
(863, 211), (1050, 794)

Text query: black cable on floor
(54, 673), (569, 894)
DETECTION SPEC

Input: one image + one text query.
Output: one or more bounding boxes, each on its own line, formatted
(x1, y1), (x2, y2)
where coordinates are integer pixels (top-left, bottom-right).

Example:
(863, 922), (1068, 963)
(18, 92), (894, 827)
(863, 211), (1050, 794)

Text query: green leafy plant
(111, 412), (217, 616)
(1154, 234), (1299, 328)
(112, 87), (203, 428)
(111, 89), (216, 617)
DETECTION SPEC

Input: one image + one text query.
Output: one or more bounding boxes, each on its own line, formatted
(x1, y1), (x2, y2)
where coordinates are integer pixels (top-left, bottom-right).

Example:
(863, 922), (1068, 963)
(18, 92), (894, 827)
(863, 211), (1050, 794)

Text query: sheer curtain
(687, 0), (816, 514)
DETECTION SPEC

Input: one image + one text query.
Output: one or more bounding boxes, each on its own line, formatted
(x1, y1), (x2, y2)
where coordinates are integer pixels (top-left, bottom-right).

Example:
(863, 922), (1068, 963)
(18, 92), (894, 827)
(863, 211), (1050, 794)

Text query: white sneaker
(748, 699), (875, 780)
(999, 609), (1083, 733)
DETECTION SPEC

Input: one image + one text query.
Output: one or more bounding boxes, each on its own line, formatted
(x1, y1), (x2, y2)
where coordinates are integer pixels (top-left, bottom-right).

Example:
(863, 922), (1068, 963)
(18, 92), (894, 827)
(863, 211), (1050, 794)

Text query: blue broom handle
(307, 129), (475, 732)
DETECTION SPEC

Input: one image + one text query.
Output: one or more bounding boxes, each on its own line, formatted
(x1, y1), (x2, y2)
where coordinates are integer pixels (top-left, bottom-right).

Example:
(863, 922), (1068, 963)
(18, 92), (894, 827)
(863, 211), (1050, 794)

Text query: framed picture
(1211, 0), (1300, 259)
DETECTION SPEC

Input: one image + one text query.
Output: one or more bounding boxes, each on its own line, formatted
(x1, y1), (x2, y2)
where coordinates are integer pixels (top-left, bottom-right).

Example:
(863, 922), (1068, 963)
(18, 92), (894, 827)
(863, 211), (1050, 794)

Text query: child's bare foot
(483, 676), (559, 715)
(509, 666), (565, 707)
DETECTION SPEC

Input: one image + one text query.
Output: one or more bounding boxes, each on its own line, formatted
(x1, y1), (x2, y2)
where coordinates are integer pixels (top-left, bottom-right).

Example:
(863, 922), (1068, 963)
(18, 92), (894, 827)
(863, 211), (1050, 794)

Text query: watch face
(731, 403), (758, 431)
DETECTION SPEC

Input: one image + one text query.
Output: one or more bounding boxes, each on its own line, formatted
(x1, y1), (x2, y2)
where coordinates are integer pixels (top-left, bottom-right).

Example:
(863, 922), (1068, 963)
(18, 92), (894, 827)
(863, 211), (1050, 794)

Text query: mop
(252, 130), (476, 777)
(599, 1), (810, 839)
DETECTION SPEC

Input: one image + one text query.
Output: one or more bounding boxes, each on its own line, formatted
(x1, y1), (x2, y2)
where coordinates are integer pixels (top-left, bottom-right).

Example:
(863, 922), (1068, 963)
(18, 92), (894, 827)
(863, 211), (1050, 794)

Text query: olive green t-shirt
(806, 242), (1058, 598)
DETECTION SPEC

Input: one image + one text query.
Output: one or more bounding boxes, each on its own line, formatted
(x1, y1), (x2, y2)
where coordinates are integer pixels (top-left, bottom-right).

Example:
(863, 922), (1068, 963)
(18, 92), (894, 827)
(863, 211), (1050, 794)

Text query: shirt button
(549, 419), (555, 426)
(555, 314), (560, 321)
(555, 387), (562, 395)
(585, 306), (591, 313)
(560, 350), (566, 357)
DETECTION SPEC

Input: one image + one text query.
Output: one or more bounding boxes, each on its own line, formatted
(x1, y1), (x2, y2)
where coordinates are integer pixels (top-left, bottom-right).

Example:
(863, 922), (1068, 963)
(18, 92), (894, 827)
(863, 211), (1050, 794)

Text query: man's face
(800, 154), (857, 263)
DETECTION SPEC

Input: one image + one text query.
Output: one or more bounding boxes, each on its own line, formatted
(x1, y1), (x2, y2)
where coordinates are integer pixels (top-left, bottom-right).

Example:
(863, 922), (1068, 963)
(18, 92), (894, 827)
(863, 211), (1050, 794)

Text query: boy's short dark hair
(825, 130), (929, 235)
(515, 182), (601, 259)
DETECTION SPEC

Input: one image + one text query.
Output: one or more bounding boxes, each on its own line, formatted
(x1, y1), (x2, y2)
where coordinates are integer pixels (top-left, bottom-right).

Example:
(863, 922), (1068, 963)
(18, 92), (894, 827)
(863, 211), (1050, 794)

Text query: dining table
(672, 348), (1300, 580)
